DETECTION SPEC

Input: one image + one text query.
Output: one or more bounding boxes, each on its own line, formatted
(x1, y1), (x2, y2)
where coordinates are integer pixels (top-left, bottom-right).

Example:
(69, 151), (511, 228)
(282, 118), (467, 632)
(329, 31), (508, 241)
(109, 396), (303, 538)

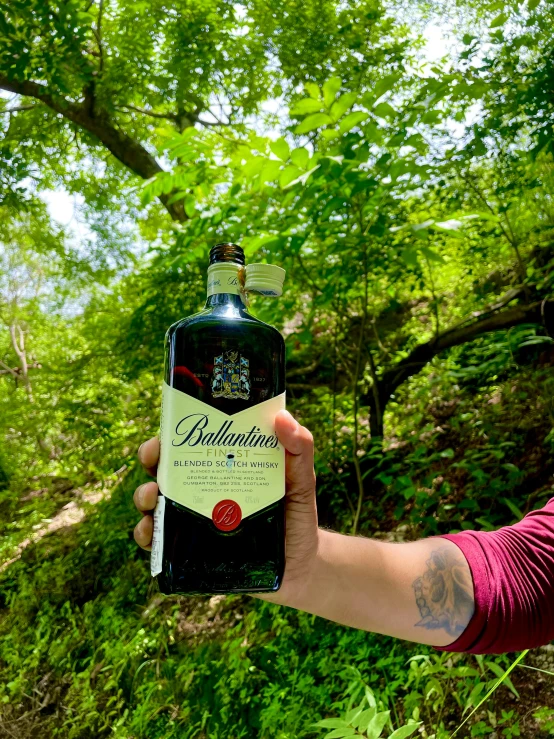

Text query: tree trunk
(0, 75), (187, 222)
(9, 323), (33, 402)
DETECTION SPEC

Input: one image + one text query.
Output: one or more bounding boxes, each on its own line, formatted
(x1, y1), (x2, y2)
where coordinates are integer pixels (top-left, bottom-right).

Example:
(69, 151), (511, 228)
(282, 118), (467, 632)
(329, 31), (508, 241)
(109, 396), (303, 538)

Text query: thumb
(274, 410), (316, 498)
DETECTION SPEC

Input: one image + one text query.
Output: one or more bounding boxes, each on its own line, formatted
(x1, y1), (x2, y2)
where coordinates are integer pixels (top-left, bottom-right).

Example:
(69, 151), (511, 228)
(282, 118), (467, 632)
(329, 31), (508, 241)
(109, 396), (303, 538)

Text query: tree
(0, 207), (64, 401)
(2, 5), (554, 735)
(130, 63), (554, 530)
(141, 71), (554, 427)
(0, 0), (404, 219)
(2, 0), (553, 529)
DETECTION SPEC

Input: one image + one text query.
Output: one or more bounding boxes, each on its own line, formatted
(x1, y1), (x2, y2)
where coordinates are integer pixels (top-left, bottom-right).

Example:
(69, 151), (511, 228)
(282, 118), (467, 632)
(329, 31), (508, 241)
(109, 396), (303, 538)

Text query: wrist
(286, 528), (340, 613)
(288, 529), (388, 630)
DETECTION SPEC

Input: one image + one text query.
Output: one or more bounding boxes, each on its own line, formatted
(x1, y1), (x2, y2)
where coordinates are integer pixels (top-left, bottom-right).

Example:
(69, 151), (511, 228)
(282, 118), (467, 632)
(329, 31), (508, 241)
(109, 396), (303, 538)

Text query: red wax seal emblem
(212, 499), (242, 531)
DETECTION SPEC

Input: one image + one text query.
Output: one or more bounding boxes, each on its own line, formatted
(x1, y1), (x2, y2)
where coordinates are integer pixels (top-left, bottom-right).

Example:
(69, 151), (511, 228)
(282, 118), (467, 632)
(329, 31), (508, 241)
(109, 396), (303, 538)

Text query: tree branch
(95, 0), (104, 72)
(118, 104), (178, 121)
(0, 75), (186, 222)
(0, 360), (41, 376)
(0, 104), (35, 114)
(196, 116), (229, 128)
(373, 299), (554, 411)
(9, 323), (33, 401)
(0, 359), (19, 378)
(286, 357), (322, 378)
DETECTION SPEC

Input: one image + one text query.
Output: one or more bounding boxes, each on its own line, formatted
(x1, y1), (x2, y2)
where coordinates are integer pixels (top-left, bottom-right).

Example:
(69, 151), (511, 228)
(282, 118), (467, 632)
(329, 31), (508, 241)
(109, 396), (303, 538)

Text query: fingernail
(136, 483), (147, 506)
(138, 443), (145, 462)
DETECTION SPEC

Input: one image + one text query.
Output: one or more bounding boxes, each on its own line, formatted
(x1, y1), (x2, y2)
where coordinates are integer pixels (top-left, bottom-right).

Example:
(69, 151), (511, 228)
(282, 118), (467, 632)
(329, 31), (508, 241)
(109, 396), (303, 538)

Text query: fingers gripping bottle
(151, 242), (286, 594)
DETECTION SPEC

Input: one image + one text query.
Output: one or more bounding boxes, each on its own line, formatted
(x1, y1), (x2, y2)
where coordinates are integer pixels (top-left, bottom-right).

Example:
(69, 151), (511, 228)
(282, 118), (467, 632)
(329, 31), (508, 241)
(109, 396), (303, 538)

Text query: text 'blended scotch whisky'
(151, 242), (286, 595)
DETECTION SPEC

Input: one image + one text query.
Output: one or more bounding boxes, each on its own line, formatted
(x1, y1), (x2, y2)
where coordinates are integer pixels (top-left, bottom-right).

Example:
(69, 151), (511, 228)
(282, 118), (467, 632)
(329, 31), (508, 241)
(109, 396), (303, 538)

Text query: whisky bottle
(151, 242), (286, 594)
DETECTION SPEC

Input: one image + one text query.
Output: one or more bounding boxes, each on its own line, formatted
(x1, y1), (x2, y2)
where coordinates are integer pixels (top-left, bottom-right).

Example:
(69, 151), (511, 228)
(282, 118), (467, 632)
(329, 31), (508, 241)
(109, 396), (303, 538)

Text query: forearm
(285, 529), (474, 647)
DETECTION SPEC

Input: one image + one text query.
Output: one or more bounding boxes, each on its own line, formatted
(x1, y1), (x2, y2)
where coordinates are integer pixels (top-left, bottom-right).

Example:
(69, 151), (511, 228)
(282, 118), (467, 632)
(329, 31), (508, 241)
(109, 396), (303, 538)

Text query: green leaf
(366, 710), (390, 739)
(421, 109), (441, 125)
(330, 92), (358, 121)
(269, 138), (290, 161)
(365, 687), (377, 708)
(241, 233), (280, 256)
(165, 190), (188, 205)
(324, 730), (357, 739)
(290, 98), (323, 115)
(475, 517), (496, 531)
(345, 705), (364, 725)
(372, 73), (401, 102)
(464, 682), (486, 714)
(323, 76), (342, 107)
(485, 661), (520, 698)
(412, 226), (429, 241)
(388, 724), (421, 739)
(184, 194), (196, 218)
(420, 246), (446, 264)
(501, 497), (524, 520)
(490, 12), (508, 27)
(518, 336), (554, 347)
(301, 165), (321, 184)
(305, 82), (321, 99)
(528, 0), (539, 8)
(242, 156), (265, 178)
(373, 102), (396, 119)
(321, 129), (340, 141)
(471, 138), (487, 156)
(322, 196), (347, 220)
(281, 164), (320, 189)
(314, 719), (350, 729)
(402, 249), (418, 266)
(338, 111), (368, 133)
(451, 652), (529, 738)
(161, 175), (175, 194)
(290, 148), (310, 169)
(279, 165), (302, 188)
(357, 707), (377, 732)
(295, 113), (333, 134)
(258, 159), (282, 186)
(0, 12), (14, 36)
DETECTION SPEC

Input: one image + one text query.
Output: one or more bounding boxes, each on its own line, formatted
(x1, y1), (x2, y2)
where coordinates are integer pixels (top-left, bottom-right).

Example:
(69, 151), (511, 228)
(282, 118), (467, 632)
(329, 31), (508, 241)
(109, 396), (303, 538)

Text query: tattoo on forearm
(412, 546), (475, 638)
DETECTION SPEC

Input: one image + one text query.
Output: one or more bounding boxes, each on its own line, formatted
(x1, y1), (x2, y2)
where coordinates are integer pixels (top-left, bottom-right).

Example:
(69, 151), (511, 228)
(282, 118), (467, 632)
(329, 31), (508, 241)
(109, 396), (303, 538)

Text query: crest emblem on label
(212, 499), (242, 531)
(211, 350), (250, 400)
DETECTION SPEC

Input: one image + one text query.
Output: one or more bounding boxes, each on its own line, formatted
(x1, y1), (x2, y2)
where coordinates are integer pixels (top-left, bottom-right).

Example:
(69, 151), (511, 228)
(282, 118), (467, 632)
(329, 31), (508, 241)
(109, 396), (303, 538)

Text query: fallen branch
(286, 357), (322, 378)
(371, 298), (554, 414)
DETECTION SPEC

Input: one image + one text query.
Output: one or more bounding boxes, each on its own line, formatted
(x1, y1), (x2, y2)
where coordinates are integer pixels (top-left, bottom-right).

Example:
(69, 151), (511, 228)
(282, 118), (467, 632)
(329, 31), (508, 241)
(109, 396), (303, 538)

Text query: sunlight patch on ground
(0, 466), (127, 574)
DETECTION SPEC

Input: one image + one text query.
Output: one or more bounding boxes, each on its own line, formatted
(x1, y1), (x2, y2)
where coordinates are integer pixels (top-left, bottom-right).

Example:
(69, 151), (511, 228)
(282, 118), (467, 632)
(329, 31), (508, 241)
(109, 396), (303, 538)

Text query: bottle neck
(205, 292), (245, 309)
(205, 262), (246, 311)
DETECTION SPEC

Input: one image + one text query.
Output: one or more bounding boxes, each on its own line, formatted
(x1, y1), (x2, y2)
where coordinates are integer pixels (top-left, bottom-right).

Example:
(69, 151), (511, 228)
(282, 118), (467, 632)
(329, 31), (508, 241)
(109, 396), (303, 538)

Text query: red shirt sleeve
(435, 498), (554, 654)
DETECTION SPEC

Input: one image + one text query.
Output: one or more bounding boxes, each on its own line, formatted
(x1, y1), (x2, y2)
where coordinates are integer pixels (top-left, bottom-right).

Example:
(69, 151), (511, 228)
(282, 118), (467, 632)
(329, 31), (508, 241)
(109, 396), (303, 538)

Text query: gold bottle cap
(245, 263), (286, 297)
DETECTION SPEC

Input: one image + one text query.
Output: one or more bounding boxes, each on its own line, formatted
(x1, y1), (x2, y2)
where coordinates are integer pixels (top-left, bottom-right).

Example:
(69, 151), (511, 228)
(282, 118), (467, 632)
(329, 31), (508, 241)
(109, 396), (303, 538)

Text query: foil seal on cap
(245, 263), (286, 297)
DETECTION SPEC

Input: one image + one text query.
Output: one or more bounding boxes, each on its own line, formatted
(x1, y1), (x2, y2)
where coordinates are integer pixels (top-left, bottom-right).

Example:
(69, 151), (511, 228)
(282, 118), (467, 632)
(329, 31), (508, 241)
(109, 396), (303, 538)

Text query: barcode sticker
(150, 494), (165, 577)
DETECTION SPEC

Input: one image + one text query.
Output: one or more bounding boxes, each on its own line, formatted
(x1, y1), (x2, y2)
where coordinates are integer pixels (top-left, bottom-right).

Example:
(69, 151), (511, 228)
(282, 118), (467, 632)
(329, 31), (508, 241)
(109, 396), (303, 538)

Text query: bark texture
(0, 75), (186, 222)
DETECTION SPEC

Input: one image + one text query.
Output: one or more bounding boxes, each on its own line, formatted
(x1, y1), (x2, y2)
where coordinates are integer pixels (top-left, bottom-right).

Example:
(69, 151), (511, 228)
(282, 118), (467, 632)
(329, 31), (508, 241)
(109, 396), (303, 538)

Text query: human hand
(133, 410), (319, 606)
(134, 414), (472, 646)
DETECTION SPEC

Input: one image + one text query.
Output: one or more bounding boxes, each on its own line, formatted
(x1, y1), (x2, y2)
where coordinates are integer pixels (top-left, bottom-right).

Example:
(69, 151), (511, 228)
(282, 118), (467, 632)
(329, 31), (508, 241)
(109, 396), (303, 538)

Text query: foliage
(0, 469), (541, 739)
(1, 0), (554, 737)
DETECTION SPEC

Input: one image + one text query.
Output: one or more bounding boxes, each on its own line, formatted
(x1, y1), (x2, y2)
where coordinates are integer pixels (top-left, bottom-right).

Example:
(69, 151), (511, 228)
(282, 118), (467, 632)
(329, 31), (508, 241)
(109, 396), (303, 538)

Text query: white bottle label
(157, 383), (285, 529)
(206, 263), (241, 297)
(150, 494), (166, 577)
